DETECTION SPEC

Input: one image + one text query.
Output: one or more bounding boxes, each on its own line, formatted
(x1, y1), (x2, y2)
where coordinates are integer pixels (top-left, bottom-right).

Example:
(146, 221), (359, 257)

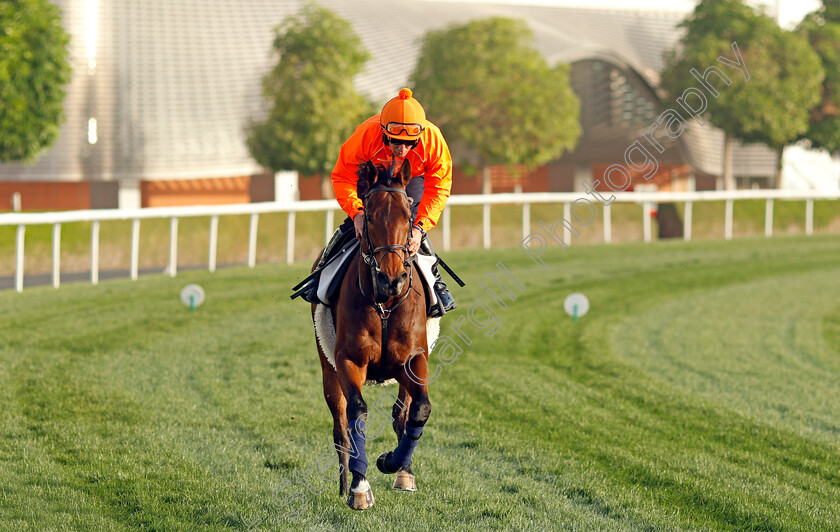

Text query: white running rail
(1, 190), (838, 293)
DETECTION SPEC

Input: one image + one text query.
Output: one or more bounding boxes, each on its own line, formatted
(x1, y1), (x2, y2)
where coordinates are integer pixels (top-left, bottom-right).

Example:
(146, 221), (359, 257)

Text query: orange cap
(380, 88), (427, 140)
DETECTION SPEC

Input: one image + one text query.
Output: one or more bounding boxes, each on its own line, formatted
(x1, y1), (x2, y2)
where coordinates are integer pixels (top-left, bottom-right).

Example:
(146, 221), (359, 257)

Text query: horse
(311, 159), (433, 510)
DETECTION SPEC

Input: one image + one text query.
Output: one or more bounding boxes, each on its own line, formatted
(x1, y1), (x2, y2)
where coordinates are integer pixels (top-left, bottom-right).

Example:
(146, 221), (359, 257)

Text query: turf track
(1, 234), (839, 531)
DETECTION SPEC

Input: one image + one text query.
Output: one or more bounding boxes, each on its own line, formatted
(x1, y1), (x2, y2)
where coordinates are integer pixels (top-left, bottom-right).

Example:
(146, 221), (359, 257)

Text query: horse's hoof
(393, 469), (417, 491)
(377, 452), (399, 474)
(346, 479), (375, 510)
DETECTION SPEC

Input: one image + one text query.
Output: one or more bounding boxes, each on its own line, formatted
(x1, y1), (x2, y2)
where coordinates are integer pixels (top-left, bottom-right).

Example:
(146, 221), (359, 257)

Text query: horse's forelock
(356, 162), (392, 189)
(375, 166), (391, 188)
(376, 166), (395, 189)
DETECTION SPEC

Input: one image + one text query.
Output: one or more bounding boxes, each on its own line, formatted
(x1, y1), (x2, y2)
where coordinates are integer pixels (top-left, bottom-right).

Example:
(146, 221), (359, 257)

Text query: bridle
(358, 185), (415, 358)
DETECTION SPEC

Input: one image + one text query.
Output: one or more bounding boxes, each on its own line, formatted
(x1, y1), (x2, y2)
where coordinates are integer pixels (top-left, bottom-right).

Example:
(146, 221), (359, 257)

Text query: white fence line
(52, 223), (61, 288)
(130, 219), (140, 281)
(2, 191), (838, 293)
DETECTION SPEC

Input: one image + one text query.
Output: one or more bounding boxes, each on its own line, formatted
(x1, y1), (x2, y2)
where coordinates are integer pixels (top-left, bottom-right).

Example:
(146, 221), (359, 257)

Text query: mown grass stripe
(1, 235), (839, 530)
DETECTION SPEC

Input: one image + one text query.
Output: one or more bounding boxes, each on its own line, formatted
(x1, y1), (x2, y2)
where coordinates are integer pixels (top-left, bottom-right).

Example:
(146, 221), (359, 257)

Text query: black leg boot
(419, 237), (456, 317)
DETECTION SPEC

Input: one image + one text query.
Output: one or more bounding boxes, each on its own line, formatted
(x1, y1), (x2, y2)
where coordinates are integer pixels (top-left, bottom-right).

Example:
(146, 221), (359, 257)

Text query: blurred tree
(821, 0), (840, 23)
(246, 3), (371, 199)
(0, 0), (71, 163)
(797, 3), (840, 156)
(411, 17), (580, 194)
(661, 0), (822, 189)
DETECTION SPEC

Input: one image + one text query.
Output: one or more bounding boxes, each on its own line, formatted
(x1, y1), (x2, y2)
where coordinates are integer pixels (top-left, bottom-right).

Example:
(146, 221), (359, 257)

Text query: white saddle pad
(314, 304), (441, 386)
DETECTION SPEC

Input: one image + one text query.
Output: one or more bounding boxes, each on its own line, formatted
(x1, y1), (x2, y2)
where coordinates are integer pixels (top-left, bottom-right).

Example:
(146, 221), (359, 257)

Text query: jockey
(301, 88), (456, 317)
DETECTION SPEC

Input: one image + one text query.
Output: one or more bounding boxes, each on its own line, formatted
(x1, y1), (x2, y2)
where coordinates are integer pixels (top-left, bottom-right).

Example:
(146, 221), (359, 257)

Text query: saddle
(316, 238), (360, 306)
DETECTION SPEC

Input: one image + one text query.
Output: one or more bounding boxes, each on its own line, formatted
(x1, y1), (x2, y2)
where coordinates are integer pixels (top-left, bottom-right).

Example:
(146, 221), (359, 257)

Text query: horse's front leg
(377, 349), (431, 492)
(387, 385), (416, 491)
(320, 361), (349, 496)
(392, 384), (411, 444)
(335, 350), (375, 510)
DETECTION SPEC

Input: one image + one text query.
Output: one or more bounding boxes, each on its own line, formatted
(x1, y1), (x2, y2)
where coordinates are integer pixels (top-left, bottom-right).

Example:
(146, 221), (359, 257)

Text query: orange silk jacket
(331, 114), (453, 230)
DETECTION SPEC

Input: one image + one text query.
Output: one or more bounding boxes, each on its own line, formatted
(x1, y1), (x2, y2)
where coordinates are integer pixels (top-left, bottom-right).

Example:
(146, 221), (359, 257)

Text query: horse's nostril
(392, 271), (408, 289)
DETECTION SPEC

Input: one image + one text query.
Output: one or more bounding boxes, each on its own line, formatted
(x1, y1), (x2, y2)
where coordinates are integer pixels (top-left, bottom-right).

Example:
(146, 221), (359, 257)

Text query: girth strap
(363, 268), (413, 363)
(381, 314), (389, 362)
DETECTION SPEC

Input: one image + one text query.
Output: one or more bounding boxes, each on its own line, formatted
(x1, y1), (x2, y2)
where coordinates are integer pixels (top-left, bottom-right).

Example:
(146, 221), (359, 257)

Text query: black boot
(318, 226), (347, 270)
(295, 226), (349, 304)
(419, 238), (456, 318)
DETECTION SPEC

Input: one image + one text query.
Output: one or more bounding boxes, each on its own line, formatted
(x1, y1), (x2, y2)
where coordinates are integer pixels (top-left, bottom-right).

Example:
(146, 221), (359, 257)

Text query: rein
(358, 186), (414, 361)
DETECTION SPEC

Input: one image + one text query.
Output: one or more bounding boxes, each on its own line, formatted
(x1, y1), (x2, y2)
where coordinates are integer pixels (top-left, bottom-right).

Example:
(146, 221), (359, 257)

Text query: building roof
(0, 0), (775, 182)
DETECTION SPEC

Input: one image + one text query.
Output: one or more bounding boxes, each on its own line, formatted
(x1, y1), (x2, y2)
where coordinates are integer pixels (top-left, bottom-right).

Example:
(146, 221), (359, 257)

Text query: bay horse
(311, 159), (432, 510)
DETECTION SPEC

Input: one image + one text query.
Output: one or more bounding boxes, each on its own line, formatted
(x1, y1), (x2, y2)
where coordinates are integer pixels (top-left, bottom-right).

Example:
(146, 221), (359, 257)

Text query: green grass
(3, 199), (838, 277)
(1, 235), (840, 530)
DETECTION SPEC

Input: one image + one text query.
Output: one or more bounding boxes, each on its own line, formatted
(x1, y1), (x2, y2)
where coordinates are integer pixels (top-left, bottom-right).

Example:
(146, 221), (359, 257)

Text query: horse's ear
(362, 160), (377, 187)
(396, 159), (412, 186)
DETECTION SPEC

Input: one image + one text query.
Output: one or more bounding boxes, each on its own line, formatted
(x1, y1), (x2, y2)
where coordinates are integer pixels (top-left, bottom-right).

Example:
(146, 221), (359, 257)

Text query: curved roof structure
(0, 0), (774, 183)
